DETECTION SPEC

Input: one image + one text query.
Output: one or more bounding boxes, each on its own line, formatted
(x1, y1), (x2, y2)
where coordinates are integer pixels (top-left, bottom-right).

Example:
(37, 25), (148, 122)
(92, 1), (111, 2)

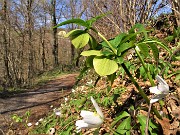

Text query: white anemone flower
(64, 97), (68, 102)
(149, 75), (169, 103)
(75, 96), (104, 131)
(48, 127), (55, 135)
(27, 122), (32, 127)
(54, 108), (62, 116)
(72, 88), (76, 93)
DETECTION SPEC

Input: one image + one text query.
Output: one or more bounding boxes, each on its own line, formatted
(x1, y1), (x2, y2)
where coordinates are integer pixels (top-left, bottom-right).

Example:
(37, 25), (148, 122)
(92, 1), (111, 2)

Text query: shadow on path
(0, 73), (78, 134)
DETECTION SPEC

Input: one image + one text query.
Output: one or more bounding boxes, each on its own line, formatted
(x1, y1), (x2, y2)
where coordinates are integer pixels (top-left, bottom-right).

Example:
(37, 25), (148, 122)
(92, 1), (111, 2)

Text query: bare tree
(84, 0), (172, 37)
(51, 0), (58, 67)
(2, 0), (12, 87)
(171, 0), (180, 27)
(26, 0), (34, 84)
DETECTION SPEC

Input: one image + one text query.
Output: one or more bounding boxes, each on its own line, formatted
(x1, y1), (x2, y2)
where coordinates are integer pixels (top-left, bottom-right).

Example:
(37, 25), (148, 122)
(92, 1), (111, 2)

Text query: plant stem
(145, 103), (152, 135)
(135, 46), (155, 86)
(90, 27), (117, 55)
(121, 63), (162, 119)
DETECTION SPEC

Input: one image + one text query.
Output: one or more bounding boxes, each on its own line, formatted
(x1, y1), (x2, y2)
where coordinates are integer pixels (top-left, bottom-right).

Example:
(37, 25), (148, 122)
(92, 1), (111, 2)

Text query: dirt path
(0, 73), (78, 134)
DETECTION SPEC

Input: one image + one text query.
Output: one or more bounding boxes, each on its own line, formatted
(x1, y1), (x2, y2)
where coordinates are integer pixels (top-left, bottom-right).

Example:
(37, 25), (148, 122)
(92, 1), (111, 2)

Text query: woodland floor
(0, 73), (78, 135)
(0, 73), (179, 135)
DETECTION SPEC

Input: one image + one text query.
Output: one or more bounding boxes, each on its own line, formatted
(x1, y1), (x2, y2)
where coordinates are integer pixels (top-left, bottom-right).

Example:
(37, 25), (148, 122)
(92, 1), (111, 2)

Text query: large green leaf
(129, 23), (148, 39)
(86, 56), (94, 68)
(88, 35), (98, 49)
(113, 33), (127, 47)
(137, 115), (158, 135)
(72, 33), (90, 48)
(105, 33), (127, 48)
(65, 29), (84, 38)
(86, 12), (111, 28)
(93, 57), (118, 76)
(81, 50), (103, 56)
(111, 111), (130, 127)
(138, 43), (149, 57)
(175, 74), (180, 81)
(118, 41), (134, 55)
(148, 43), (159, 62)
(141, 39), (171, 54)
(116, 116), (131, 135)
(55, 18), (88, 28)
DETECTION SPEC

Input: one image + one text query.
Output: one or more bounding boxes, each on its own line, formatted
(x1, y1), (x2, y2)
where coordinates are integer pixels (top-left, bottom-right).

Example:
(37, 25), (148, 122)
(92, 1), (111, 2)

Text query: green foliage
(54, 12), (111, 30)
(111, 111), (130, 127)
(165, 27), (180, 42)
(59, 19), (171, 78)
(137, 115), (159, 135)
(11, 111), (31, 124)
(30, 14), (173, 134)
(116, 116), (131, 135)
(93, 57), (118, 76)
(12, 114), (23, 123)
(81, 50), (103, 56)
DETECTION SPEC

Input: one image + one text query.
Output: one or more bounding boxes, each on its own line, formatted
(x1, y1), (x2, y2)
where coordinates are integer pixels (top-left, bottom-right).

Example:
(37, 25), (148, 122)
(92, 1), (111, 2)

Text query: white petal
(76, 119), (102, 129)
(156, 75), (168, 86)
(156, 75), (169, 93)
(83, 114), (103, 125)
(90, 96), (104, 118)
(80, 110), (94, 117)
(76, 120), (89, 128)
(27, 123), (32, 127)
(150, 94), (166, 103)
(49, 128), (55, 134)
(157, 84), (169, 94)
(35, 122), (39, 126)
(38, 118), (43, 122)
(80, 110), (103, 125)
(150, 98), (159, 103)
(149, 86), (160, 94)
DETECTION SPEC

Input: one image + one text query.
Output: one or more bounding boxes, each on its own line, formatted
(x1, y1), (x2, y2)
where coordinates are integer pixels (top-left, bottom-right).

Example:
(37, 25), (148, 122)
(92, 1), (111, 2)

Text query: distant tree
(51, 0), (58, 67)
(2, 0), (12, 87)
(26, 0), (35, 84)
(59, 0), (87, 66)
(84, 0), (172, 38)
(171, 0), (180, 27)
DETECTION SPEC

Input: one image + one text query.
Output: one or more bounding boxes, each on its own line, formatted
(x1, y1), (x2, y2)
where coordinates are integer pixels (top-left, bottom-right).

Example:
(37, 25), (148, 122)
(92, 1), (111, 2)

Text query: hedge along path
(0, 73), (78, 134)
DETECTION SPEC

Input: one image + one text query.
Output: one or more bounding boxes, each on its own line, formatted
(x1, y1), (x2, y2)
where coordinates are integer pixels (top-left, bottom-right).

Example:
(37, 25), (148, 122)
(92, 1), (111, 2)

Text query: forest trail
(0, 73), (78, 134)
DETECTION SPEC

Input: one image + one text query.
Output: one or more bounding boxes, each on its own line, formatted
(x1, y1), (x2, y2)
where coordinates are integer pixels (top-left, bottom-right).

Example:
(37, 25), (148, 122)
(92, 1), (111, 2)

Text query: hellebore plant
(55, 14), (172, 133)
(149, 75), (169, 103)
(75, 96), (104, 131)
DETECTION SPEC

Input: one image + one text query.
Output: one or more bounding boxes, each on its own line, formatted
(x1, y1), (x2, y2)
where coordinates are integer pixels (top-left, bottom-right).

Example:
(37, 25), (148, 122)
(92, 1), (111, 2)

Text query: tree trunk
(171, 0), (180, 27)
(27, 0), (34, 84)
(51, 0), (58, 67)
(2, 0), (12, 88)
(40, 27), (47, 70)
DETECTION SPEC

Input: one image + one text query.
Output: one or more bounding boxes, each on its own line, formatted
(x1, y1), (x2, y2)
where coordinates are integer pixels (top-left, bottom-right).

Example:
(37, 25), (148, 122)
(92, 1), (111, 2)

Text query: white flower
(27, 122), (32, 127)
(75, 96), (104, 131)
(86, 80), (93, 86)
(149, 75), (169, 103)
(72, 89), (76, 93)
(35, 122), (39, 126)
(54, 108), (62, 116)
(38, 118), (43, 122)
(48, 127), (55, 135)
(64, 97), (68, 102)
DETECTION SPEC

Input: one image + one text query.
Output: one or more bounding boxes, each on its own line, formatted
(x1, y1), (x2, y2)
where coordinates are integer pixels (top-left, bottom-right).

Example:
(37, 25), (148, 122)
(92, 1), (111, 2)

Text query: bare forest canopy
(0, 0), (179, 88)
